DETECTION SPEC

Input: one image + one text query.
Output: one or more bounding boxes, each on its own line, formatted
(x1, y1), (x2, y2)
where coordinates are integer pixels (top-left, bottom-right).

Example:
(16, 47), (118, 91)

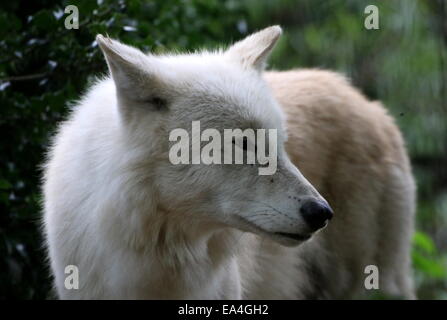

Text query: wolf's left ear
(226, 26), (282, 72)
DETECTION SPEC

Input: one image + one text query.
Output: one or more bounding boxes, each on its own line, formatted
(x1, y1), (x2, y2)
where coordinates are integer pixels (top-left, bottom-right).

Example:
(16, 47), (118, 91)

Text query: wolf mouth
(235, 216), (312, 243)
(274, 232), (311, 241)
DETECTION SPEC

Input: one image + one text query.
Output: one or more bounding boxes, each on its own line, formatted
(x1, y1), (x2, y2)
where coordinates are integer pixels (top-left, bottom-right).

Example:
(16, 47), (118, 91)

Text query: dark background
(0, 0), (446, 299)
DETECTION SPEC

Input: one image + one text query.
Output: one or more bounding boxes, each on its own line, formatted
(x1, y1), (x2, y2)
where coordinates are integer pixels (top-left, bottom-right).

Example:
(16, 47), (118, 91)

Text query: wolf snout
(300, 200), (333, 232)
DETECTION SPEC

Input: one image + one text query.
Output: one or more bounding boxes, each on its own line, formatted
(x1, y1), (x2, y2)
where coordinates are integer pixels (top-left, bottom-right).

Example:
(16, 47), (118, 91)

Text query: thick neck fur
(101, 160), (243, 298)
(137, 209), (243, 299)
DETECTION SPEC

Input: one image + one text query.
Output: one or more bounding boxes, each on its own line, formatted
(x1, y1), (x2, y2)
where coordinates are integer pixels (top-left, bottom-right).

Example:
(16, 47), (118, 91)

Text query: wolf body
(43, 26), (415, 299)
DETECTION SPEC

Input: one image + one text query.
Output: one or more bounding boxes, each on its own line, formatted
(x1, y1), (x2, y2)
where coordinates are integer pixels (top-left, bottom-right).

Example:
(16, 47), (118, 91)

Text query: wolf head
(96, 26), (332, 247)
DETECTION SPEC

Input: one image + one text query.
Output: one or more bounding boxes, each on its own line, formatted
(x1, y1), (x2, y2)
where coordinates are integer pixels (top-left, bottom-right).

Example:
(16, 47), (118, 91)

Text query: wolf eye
(259, 161), (270, 167)
(232, 137), (248, 151)
(147, 96), (167, 111)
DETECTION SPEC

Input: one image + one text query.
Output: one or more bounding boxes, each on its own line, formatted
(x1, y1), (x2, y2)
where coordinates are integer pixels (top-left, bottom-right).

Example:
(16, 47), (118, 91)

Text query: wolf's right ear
(96, 35), (166, 108)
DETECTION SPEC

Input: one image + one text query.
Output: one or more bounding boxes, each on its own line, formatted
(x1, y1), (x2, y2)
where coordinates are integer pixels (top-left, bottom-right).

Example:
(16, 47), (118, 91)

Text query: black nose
(300, 200), (333, 231)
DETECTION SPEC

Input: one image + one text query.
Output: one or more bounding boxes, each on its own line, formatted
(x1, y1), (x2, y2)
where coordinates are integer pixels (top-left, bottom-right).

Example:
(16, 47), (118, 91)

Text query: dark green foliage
(0, 0), (247, 299)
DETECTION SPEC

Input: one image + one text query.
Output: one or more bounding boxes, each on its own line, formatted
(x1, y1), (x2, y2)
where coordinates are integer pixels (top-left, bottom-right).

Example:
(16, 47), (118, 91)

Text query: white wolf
(43, 26), (415, 299)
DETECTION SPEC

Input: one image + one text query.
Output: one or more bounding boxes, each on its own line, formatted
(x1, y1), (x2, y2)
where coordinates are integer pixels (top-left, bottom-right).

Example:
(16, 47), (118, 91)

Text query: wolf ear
(96, 35), (167, 109)
(226, 26), (282, 72)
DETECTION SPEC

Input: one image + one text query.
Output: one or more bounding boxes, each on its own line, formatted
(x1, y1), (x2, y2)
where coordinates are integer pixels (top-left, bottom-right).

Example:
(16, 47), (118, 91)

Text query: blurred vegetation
(0, 0), (445, 299)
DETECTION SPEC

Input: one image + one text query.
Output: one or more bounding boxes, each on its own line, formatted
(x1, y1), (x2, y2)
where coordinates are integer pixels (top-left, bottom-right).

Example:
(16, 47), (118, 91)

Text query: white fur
(42, 26), (415, 299)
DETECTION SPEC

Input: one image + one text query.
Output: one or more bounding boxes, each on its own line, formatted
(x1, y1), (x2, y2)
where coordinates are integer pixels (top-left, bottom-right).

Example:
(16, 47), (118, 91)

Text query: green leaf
(0, 179), (12, 189)
(412, 251), (447, 279)
(413, 231), (436, 254)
